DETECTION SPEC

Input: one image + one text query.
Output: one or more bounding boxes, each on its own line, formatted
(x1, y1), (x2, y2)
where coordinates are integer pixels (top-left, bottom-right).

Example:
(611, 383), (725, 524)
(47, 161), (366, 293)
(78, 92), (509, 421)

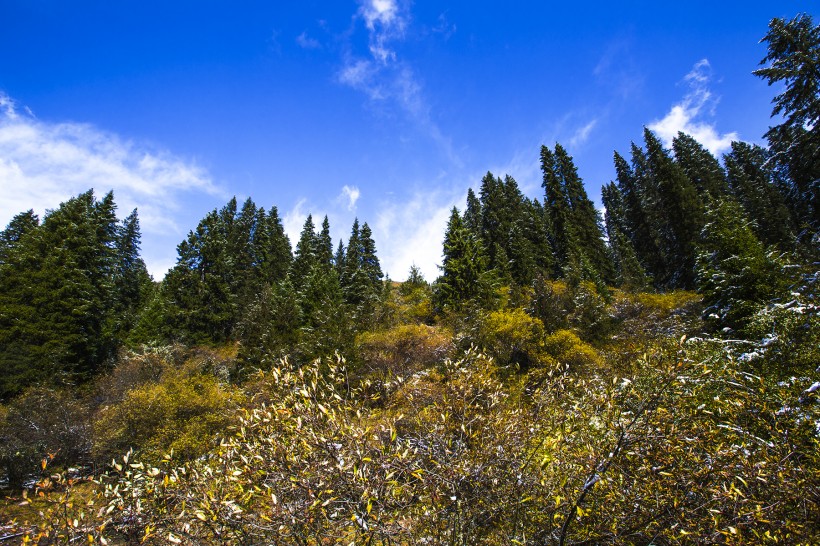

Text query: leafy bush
(542, 329), (602, 373)
(356, 323), (453, 377)
(475, 307), (550, 369)
(93, 370), (242, 465)
(0, 387), (91, 489)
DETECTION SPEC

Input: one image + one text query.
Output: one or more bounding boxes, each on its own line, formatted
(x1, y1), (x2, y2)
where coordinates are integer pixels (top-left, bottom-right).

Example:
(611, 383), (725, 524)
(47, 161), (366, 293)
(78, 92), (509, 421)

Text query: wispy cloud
(339, 185), (361, 211)
(358, 0), (407, 64)
(648, 59), (738, 155)
(282, 198), (310, 245)
(568, 119), (598, 148)
(296, 31), (321, 50)
(0, 92), (222, 277)
(374, 186), (460, 281)
(336, 1), (460, 166)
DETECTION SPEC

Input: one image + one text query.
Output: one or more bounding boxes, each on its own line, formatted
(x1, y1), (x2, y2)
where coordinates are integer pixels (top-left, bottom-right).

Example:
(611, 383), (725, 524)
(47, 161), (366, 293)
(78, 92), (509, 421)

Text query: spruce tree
(0, 191), (122, 397)
(696, 199), (785, 331)
(754, 14), (820, 230)
(641, 128), (705, 288)
(435, 207), (487, 310)
(672, 132), (730, 201)
(724, 141), (795, 247)
(0, 210), (39, 265)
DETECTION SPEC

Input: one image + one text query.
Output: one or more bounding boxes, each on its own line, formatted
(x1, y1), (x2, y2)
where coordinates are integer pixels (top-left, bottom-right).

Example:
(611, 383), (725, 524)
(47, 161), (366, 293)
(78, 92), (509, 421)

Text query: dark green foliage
(602, 182), (650, 291)
(434, 207), (488, 310)
(0, 191), (127, 398)
(340, 219), (384, 325)
(641, 128), (705, 288)
(724, 141), (795, 247)
(542, 144), (613, 285)
(0, 210), (39, 265)
(754, 13), (820, 230)
(696, 199), (786, 331)
(672, 132), (730, 201)
(614, 149), (662, 280)
(111, 209), (153, 340)
(143, 197), (292, 345)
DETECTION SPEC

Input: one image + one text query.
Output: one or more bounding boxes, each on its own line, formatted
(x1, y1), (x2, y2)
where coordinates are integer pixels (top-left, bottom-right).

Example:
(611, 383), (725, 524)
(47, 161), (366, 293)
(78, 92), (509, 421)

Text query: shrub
(542, 329), (602, 373)
(475, 307), (551, 370)
(93, 371), (242, 465)
(356, 324), (453, 378)
(0, 387), (91, 489)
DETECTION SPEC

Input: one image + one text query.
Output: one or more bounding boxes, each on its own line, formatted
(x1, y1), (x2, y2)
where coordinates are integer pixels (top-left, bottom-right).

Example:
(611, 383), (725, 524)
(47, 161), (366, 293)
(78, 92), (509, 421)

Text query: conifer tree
(290, 214), (318, 295)
(435, 207), (487, 310)
(641, 128), (705, 288)
(0, 210), (39, 265)
(696, 199), (785, 331)
(724, 141), (795, 247)
(111, 209), (153, 339)
(0, 191), (122, 398)
(672, 132), (730, 200)
(555, 144), (615, 284)
(614, 149), (662, 281)
(755, 13), (820, 230)
(601, 182), (650, 290)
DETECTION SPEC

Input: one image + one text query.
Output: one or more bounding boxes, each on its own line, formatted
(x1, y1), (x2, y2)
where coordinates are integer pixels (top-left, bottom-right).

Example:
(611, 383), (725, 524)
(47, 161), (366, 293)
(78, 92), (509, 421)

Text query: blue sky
(0, 1), (814, 280)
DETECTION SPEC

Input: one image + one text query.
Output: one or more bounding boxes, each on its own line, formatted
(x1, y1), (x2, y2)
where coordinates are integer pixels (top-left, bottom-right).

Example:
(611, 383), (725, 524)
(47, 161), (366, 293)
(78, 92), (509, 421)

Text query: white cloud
(568, 119), (598, 148)
(0, 91), (222, 278)
(282, 198), (310, 245)
(648, 59), (738, 156)
(374, 188), (458, 281)
(358, 0), (406, 64)
(339, 185), (361, 211)
(335, 1), (460, 165)
(296, 31), (321, 50)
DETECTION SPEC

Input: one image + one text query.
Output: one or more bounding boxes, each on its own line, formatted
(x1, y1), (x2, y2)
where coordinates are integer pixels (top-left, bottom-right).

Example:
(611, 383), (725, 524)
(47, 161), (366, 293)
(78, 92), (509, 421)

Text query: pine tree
(614, 149), (662, 281)
(434, 207), (487, 310)
(290, 214), (318, 295)
(672, 132), (730, 201)
(641, 128), (705, 288)
(111, 209), (153, 339)
(754, 14), (820, 230)
(601, 182), (650, 290)
(555, 143), (615, 284)
(0, 210), (39, 265)
(696, 199), (785, 331)
(0, 191), (122, 398)
(463, 187), (482, 238)
(724, 141), (795, 247)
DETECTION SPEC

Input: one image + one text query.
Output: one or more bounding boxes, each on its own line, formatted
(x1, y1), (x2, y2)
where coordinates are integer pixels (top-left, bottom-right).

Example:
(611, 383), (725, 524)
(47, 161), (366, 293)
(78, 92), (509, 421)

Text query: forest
(0, 13), (818, 545)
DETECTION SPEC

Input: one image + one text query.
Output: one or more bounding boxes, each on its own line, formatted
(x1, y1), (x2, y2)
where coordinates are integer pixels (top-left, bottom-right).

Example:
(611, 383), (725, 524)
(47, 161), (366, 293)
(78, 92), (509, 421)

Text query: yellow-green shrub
(93, 372), (242, 464)
(542, 329), (602, 373)
(356, 323), (453, 377)
(476, 308), (551, 369)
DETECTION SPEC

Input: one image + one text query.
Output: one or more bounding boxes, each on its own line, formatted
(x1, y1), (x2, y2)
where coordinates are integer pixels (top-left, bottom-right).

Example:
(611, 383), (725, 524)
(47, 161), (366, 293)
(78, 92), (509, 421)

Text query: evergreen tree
(555, 144), (615, 284)
(542, 144), (613, 284)
(0, 191), (122, 398)
(754, 14), (820, 230)
(641, 128), (705, 288)
(111, 209), (153, 339)
(614, 149), (662, 281)
(434, 207), (487, 310)
(541, 145), (572, 277)
(672, 132), (730, 201)
(256, 206), (292, 286)
(696, 199), (785, 331)
(0, 210), (39, 265)
(463, 187), (482, 238)
(724, 141), (795, 247)
(601, 183), (650, 290)
(289, 215), (318, 295)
